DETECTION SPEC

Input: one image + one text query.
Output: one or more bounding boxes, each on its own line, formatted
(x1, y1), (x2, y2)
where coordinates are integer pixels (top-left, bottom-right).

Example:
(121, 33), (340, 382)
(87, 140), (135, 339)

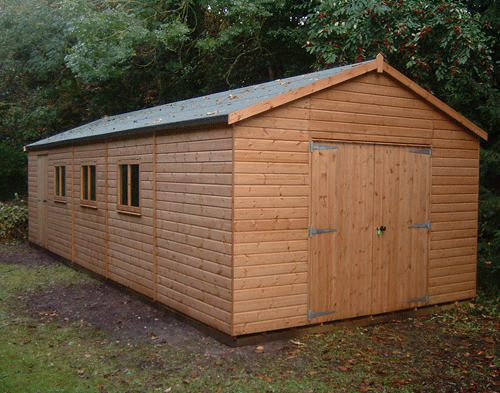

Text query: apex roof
(26, 54), (487, 150)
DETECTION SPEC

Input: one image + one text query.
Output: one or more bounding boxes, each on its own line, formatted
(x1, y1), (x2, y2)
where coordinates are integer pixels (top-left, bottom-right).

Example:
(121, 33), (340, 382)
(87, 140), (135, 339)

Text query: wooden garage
(26, 54), (487, 341)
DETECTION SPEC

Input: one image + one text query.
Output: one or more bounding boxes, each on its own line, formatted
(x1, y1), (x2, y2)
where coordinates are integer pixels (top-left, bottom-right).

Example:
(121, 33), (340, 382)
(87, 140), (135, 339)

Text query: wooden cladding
(29, 128), (234, 335)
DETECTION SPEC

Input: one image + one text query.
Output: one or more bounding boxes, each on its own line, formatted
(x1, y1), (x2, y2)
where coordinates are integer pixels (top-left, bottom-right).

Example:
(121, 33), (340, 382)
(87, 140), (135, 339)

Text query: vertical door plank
(309, 145), (338, 319)
(334, 143), (374, 319)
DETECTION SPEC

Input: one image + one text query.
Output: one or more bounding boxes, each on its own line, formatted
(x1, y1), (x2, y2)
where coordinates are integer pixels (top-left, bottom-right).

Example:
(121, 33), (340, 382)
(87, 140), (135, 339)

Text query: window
(118, 163), (140, 214)
(54, 166), (66, 200)
(81, 165), (96, 206)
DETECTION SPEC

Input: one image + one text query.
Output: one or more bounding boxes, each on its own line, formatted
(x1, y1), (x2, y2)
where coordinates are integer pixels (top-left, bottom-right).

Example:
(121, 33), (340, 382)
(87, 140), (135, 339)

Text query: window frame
(54, 165), (66, 203)
(80, 164), (97, 208)
(117, 162), (141, 215)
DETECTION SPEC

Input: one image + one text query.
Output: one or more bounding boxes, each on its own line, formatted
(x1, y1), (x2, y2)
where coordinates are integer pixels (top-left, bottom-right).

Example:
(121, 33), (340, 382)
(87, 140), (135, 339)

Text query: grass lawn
(0, 243), (499, 393)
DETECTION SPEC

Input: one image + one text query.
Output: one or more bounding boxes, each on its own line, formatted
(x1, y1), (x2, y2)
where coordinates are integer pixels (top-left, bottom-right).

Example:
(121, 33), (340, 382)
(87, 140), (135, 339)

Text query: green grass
(1, 252), (499, 393)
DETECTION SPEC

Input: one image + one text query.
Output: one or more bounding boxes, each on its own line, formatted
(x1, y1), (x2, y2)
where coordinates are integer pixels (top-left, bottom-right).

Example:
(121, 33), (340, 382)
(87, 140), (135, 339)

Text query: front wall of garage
(232, 70), (479, 336)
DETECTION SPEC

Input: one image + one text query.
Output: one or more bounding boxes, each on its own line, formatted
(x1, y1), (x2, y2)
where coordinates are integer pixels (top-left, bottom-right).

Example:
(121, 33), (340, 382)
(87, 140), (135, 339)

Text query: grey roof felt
(26, 61), (369, 150)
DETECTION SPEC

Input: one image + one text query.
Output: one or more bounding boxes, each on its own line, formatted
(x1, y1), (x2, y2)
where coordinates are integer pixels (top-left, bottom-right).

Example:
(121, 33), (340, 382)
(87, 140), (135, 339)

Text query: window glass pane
(120, 164), (128, 205)
(130, 164), (139, 207)
(61, 166), (66, 197)
(90, 165), (96, 201)
(82, 166), (88, 200)
(55, 167), (60, 196)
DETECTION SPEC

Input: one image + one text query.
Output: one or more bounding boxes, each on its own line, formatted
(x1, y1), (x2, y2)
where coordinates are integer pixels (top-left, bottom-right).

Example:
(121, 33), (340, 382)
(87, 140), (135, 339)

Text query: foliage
(0, 139), (27, 200)
(60, 0), (313, 98)
(0, 198), (28, 243)
(304, 0), (495, 111)
(478, 149), (500, 290)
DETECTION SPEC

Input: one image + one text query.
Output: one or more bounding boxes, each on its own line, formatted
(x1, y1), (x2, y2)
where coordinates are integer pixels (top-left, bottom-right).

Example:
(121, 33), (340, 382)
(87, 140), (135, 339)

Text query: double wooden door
(309, 142), (430, 323)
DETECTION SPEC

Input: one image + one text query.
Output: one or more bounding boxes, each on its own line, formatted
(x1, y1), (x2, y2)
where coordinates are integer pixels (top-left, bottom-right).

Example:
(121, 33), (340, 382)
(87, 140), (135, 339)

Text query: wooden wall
(232, 71), (479, 336)
(232, 100), (311, 336)
(27, 153), (39, 245)
(28, 127), (234, 336)
(47, 148), (73, 262)
(430, 116), (479, 304)
(154, 128), (233, 334)
(74, 142), (107, 276)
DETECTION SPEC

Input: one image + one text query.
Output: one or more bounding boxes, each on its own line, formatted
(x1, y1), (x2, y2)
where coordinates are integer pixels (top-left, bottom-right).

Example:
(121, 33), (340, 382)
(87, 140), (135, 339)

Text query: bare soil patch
(1, 243), (288, 357)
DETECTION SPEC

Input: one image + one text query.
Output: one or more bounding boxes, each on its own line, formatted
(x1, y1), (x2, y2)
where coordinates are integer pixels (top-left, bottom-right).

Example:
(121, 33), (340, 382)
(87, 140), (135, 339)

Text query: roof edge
(25, 114), (229, 151)
(381, 60), (488, 141)
(228, 60), (379, 124)
(228, 53), (488, 141)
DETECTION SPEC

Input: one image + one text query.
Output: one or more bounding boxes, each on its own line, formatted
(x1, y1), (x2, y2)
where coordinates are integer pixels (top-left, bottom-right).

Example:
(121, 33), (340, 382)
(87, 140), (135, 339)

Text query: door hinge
(310, 141), (339, 153)
(407, 294), (429, 303)
(408, 221), (431, 230)
(309, 226), (338, 238)
(308, 309), (336, 322)
(410, 147), (432, 156)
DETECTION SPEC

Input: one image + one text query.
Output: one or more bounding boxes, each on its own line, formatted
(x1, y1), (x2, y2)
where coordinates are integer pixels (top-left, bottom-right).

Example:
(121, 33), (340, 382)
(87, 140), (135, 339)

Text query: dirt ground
(0, 243), (289, 357)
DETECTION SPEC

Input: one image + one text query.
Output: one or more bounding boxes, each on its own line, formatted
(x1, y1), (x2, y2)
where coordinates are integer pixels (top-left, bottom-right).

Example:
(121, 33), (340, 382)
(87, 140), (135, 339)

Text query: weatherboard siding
(154, 127), (234, 335)
(233, 96), (311, 335)
(46, 148), (73, 262)
(429, 115), (479, 304)
(27, 153), (39, 245)
(73, 142), (107, 277)
(106, 136), (155, 297)
(231, 71), (480, 336)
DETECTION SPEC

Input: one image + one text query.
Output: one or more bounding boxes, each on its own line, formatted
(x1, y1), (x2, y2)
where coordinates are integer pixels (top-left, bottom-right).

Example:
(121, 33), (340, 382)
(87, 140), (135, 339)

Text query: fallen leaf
(256, 374), (272, 382)
(255, 345), (265, 353)
(290, 340), (306, 347)
(338, 365), (350, 372)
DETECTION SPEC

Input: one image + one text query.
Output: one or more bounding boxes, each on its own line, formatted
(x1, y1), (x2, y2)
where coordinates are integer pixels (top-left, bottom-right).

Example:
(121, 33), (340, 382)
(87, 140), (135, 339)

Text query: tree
(304, 0), (495, 118)
(61, 0), (314, 99)
(305, 0), (500, 290)
(0, 0), (73, 199)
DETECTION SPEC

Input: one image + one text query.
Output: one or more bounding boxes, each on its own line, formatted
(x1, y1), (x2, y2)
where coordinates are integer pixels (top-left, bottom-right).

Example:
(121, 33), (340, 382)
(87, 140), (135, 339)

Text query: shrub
(0, 197), (28, 243)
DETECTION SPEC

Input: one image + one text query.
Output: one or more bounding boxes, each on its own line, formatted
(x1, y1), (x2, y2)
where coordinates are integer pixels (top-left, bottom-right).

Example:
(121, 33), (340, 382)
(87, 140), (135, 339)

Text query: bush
(0, 197), (28, 243)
